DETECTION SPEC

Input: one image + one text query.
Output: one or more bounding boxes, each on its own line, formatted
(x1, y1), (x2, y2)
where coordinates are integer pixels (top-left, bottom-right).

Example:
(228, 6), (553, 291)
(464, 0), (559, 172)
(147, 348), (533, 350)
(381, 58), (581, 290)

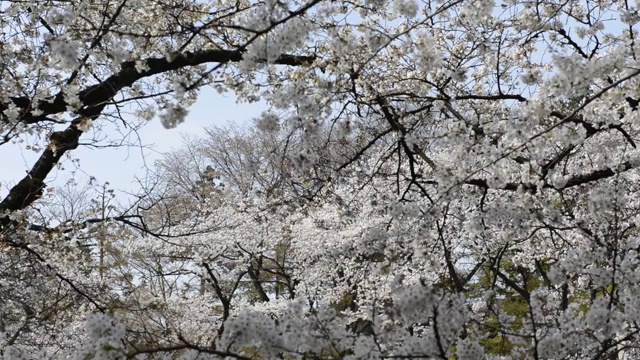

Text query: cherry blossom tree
(3, 0), (640, 359)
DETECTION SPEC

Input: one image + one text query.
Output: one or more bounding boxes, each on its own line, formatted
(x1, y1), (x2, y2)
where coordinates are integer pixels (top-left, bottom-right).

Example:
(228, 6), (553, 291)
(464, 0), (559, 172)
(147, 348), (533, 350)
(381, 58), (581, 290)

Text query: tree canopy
(2, 0), (640, 359)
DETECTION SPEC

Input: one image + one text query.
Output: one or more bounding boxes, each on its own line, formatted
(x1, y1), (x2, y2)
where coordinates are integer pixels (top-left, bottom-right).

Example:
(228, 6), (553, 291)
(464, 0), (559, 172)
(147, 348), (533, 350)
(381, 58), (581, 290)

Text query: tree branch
(464, 160), (636, 192)
(1, 49), (315, 126)
(0, 49), (314, 227)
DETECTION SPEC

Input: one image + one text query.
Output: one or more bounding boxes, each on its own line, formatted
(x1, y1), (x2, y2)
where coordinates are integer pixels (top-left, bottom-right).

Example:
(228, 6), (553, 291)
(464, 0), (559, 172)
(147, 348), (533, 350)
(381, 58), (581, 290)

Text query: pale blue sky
(0, 87), (266, 201)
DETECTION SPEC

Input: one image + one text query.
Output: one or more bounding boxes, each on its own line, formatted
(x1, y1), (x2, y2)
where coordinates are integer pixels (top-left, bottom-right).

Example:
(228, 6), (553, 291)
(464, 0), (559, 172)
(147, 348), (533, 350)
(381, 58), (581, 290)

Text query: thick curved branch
(0, 124), (83, 213)
(0, 100), (106, 227)
(465, 160), (636, 192)
(0, 50), (314, 226)
(1, 49), (315, 126)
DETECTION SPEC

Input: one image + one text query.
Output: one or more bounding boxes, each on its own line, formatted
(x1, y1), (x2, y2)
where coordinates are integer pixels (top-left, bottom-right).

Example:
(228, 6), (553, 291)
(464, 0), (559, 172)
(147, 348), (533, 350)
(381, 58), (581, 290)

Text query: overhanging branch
(465, 160), (636, 192)
(1, 49), (315, 126)
(0, 49), (314, 227)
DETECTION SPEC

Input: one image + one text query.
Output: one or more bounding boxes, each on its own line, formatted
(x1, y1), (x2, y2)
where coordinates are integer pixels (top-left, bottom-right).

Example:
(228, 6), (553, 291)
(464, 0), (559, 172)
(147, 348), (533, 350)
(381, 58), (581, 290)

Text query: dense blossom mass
(2, 0), (640, 358)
